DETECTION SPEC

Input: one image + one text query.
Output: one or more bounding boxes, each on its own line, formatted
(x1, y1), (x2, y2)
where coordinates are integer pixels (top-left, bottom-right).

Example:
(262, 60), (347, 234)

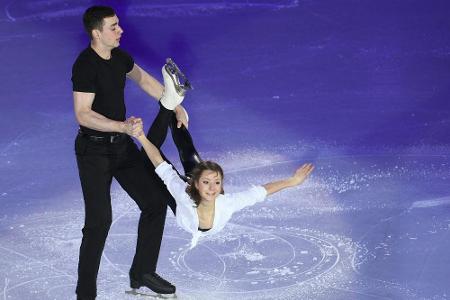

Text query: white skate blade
(125, 288), (177, 299)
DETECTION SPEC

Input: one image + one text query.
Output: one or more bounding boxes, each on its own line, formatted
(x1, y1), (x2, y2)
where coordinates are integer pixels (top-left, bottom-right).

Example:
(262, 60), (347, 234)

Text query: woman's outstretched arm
(136, 132), (165, 168)
(263, 163), (314, 195)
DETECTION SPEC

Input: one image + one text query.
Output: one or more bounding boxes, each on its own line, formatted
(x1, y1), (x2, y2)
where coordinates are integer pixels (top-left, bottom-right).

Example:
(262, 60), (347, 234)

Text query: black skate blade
(125, 288), (177, 299)
(165, 58), (193, 92)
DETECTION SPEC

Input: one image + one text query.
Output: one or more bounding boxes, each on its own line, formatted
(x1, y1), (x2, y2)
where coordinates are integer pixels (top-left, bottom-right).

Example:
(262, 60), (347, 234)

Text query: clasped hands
(123, 116), (144, 138)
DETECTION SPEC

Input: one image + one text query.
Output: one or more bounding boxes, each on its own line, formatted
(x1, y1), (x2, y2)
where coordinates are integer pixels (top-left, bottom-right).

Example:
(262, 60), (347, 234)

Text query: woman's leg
(145, 104), (172, 150)
(142, 104), (203, 213)
(169, 113), (202, 177)
(142, 104), (178, 215)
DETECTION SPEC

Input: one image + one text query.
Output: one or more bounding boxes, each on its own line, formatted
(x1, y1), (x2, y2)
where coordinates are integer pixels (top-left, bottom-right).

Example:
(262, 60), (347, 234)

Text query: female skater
(136, 104), (314, 249)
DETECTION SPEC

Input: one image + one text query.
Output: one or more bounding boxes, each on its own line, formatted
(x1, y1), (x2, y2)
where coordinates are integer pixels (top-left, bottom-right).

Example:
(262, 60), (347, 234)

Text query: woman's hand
(289, 163), (314, 187)
(263, 163), (314, 195)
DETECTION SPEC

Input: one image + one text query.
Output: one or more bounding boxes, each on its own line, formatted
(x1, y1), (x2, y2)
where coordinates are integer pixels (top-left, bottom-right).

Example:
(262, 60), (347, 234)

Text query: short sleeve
(71, 57), (96, 93)
(123, 51), (134, 73)
(114, 47), (134, 73)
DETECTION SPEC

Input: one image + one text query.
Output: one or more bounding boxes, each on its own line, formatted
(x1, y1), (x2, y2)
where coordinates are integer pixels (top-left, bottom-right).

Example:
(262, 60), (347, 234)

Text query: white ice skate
(164, 58), (193, 97)
(159, 58), (192, 110)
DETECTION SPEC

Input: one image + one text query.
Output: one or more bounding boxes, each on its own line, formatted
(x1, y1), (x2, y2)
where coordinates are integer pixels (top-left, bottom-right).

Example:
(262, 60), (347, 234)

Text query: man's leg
(75, 153), (114, 299)
(114, 141), (174, 294)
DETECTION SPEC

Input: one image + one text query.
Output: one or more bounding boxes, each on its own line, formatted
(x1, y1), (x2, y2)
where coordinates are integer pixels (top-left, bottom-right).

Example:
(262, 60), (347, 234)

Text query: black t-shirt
(71, 46), (134, 135)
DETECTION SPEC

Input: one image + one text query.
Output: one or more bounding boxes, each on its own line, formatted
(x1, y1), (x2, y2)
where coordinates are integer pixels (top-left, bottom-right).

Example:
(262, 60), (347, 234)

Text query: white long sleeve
(155, 161), (191, 207)
(155, 161), (267, 248)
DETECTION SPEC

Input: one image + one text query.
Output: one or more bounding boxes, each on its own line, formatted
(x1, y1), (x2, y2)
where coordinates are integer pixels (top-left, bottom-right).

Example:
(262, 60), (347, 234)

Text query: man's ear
(92, 29), (100, 39)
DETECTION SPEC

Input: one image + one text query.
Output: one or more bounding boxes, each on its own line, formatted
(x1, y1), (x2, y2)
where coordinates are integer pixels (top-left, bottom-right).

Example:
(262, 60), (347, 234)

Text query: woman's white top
(155, 161), (267, 248)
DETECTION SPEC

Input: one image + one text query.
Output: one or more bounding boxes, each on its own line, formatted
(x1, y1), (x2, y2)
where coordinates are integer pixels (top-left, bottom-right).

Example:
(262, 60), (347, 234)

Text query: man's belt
(79, 129), (128, 144)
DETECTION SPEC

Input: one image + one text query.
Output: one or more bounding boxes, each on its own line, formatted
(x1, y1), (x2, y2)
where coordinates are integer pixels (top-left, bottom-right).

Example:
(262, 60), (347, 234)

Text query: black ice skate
(126, 273), (177, 299)
(164, 58), (193, 97)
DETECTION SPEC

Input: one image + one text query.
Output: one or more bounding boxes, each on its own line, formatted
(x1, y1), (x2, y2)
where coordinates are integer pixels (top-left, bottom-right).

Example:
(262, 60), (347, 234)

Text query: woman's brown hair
(186, 161), (225, 206)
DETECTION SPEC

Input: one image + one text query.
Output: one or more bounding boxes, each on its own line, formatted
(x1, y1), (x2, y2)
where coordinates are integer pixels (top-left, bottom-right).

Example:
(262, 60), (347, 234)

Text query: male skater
(72, 6), (185, 299)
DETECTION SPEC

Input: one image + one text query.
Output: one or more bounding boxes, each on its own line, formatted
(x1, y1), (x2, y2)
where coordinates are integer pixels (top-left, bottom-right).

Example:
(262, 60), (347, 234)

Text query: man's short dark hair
(83, 6), (116, 39)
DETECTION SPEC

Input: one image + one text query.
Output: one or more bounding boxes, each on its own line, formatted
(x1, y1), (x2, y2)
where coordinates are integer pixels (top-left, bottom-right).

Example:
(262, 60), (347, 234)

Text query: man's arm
(127, 63), (164, 100)
(73, 91), (141, 135)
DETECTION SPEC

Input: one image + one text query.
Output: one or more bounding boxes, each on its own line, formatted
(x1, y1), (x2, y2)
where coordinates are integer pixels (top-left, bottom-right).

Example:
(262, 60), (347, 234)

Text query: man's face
(94, 15), (123, 49)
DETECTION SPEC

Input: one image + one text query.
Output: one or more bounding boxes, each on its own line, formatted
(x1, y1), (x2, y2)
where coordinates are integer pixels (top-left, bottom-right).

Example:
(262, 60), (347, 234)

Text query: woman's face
(195, 170), (223, 204)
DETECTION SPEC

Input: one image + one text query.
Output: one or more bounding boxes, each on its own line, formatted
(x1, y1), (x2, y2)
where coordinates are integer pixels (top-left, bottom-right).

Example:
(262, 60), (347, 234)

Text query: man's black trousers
(74, 134), (172, 298)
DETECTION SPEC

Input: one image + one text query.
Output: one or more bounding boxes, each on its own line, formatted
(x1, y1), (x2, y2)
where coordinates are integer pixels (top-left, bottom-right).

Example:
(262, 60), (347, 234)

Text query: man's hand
(174, 105), (189, 128)
(123, 116), (143, 138)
